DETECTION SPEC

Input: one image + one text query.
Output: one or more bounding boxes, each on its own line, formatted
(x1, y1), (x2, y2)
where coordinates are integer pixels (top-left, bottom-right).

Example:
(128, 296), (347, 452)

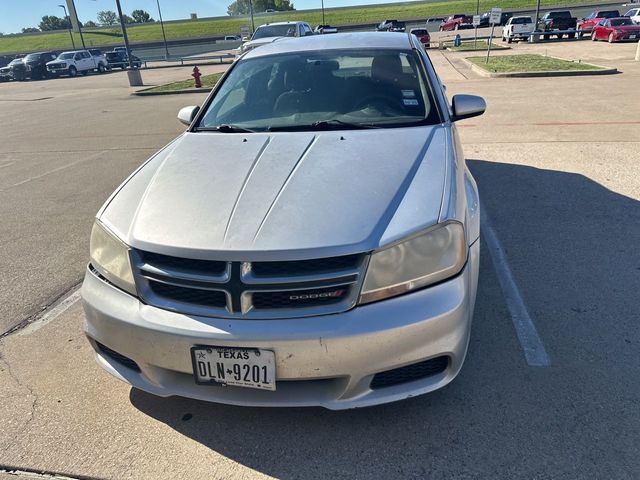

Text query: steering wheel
(353, 94), (402, 115)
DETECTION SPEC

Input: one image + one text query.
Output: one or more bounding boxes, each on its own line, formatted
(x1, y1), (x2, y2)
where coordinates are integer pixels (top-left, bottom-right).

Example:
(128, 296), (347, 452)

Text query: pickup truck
(439, 14), (473, 31)
(576, 10), (620, 37)
(376, 19), (406, 32)
(537, 11), (577, 39)
(502, 16), (535, 42)
(46, 50), (108, 77)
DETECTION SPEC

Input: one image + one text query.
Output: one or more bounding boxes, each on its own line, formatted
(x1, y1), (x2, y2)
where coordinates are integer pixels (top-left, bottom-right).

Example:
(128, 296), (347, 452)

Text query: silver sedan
(82, 32), (485, 409)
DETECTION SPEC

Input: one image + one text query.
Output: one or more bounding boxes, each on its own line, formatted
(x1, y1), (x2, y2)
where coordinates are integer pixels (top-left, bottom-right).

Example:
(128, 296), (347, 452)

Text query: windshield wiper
(312, 119), (381, 130)
(197, 124), (257, 133)
(267, 120), (380, 132)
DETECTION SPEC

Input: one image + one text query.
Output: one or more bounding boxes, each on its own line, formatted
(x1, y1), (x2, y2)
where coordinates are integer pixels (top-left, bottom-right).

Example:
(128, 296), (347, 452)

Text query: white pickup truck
(46, 50), (108, 77)
(502, 16), (535, 42)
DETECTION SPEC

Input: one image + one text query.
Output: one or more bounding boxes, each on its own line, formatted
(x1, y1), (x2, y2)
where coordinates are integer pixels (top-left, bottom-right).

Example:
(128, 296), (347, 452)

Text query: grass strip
(142, 72), (223, 93)
(467, 54), (603, 72)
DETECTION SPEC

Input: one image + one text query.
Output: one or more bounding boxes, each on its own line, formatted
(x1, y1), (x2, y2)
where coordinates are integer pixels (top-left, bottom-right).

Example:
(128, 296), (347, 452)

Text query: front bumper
(82, 241), (479, 410)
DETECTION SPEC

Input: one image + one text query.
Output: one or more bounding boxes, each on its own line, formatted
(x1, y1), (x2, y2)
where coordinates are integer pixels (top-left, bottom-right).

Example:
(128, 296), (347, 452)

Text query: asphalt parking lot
(0, 39), (639, 479)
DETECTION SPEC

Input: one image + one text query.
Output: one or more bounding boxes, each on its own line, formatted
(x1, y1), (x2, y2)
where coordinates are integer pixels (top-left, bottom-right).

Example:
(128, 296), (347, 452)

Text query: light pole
(156, 0), (170, 59)
(114, 0), (133, 69)
(58, 4), (76, 49)
(321, 0), (325, 25)
(69, 0), (87, 49)
(249, 0), (255, 33)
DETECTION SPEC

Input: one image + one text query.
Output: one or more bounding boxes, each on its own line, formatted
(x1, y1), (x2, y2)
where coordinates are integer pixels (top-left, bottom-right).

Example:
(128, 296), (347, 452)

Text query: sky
(0, 0), (419, 34)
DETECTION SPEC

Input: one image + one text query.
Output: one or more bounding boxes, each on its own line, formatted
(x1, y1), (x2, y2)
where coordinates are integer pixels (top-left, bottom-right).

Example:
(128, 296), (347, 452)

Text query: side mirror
(177, 105), (200, 126)
(451, 94), (486, 122)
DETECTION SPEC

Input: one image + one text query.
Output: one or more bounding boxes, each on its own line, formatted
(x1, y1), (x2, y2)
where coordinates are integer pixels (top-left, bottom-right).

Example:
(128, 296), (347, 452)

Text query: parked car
(439, 15), (473, 31)
(314, 24), (338, 34)
(376, 19), (406, 32)
(537, 11), (577, 39)
(591, 17), (640, 42)
(410, 28), (431, 47)
(88, 49), (108, 70)
(15, 51), (59, 80)
(479, 11), (513, 27)
(427, 17), (445, 24)
(0, 58), (23, 81)
(46, 50), (107, 77)
(223, 35), (241, 41)
(502, 16), (534, 42)
(81, 32), (484, 410)
(105, 50), (142, 69)
(240, 21), (314, 54)
(623, 7), (640, 24)
(576, 10), (620, 37)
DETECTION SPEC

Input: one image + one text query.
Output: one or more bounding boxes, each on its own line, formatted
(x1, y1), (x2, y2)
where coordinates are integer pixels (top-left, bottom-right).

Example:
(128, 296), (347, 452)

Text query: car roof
(243, 32), (413, 59)
(257, 21), (305, 27)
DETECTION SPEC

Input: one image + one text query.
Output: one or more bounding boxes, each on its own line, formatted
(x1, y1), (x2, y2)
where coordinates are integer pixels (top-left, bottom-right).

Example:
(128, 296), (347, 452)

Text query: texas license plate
(191, 346), (276, 391)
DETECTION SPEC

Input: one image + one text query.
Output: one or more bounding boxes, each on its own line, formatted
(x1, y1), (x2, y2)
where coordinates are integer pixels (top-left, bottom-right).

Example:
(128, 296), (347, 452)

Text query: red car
(576, 9), (619, 37)
(410, 28), (431, 47)
(439, 14), (472, 31)
(591, 17), (640, 42)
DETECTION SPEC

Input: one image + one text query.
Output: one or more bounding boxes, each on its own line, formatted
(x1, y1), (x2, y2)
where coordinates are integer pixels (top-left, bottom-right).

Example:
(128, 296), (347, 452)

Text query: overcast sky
(0, 0), (421, 34)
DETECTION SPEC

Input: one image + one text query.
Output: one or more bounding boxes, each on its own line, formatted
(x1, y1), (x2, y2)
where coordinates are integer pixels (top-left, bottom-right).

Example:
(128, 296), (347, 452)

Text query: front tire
(98, 63), (106, 73)
(608, 32), (615, 43)
(507, 36), (513, 43)
(591, 31), (597, 41)
(68, 66), (77, 77)
(454, 23), (459, 31)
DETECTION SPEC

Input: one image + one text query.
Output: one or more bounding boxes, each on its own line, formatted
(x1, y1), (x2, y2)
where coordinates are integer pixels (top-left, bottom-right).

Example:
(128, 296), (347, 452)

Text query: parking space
(0, 38), (639, 479)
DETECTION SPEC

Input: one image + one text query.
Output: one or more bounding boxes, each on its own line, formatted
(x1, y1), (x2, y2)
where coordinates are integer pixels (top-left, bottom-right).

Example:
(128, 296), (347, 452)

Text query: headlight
(359, 222), (467, 304)
(89, 221), (136, 295)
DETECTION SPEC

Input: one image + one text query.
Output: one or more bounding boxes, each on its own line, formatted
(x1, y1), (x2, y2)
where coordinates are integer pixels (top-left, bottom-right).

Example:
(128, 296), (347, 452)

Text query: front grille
(96, 342), (141, 372)
(133, 250), (366, 319)
(251, 254), (361, 277)
(370, 356), (449, 389)
(149, 282), (227, 308)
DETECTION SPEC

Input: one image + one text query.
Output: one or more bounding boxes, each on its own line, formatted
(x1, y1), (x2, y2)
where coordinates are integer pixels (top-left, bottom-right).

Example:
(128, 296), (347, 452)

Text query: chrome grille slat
(131, 250), (368, 319)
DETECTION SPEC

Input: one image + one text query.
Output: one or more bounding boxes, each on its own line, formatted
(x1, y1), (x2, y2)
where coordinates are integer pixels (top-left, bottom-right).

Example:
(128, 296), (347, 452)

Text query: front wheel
(454, 24), (459, 31)
(591, 31), (597, 41)
(68, 66), (77, 77)
(507, 36), (513, 43)
(98, 63), (106, 73)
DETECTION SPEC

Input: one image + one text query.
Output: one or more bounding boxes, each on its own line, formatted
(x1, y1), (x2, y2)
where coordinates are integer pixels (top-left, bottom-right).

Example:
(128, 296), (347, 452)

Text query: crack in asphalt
(0, 354), (39, 455)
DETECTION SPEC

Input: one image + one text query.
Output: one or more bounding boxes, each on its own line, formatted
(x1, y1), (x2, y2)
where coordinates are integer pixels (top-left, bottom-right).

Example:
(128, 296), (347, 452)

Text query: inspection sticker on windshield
(403, 99), (419, 106)
(191, 346), (276, 391)
(402, 89), (416, 98)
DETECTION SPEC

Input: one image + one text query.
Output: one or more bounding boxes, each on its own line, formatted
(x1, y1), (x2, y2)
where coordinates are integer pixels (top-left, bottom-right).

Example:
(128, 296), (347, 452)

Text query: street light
(114, 0), (133, 69)
(156, 0), (170, 59)
(249, 0), (255, 33)
(321, 0), (325, 25)
(58, 4), (76, 49)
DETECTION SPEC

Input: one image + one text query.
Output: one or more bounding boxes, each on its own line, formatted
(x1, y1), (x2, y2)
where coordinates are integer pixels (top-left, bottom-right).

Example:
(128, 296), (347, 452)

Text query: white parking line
(16, 288), (82, 337)
(481, 212), (551, 367)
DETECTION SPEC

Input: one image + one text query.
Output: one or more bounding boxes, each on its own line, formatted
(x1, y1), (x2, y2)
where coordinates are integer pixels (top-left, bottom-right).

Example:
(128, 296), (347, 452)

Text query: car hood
(46, 60), (65, 65)
(243, 36), (285, 49)
(99, 127), (449, 261)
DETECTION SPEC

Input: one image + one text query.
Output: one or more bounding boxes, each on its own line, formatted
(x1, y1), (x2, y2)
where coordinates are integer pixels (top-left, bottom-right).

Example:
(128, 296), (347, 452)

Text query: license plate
(191, 346), (276, 391)
(630, 35), (637, 39)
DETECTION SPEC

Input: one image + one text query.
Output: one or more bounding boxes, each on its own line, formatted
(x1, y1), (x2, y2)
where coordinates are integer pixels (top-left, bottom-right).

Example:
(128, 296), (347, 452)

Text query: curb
(446, 45), (511, 52)
(132, 86), (213, 96)
(462, 57), (617, 77)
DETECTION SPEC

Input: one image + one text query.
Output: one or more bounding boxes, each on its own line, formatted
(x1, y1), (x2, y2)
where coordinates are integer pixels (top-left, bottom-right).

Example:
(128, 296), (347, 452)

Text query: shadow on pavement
(130, 160), (639, 479)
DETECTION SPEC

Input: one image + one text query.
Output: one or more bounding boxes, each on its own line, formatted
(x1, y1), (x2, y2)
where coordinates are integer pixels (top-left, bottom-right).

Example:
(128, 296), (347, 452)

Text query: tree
(227, 0), (294, 15)
(97, 10), (118, 25)
(122, 14), (134, 24)
(38, 15), (70, 31)
(83, 20), (97, 28)
(131, 9), (154, 23)
(21, 27), (40, 33)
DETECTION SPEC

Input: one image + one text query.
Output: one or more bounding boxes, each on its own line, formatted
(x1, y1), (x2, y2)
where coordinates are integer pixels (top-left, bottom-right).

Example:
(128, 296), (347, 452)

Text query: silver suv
(239, 21), (314, 54)
(82, 32), (485, 410)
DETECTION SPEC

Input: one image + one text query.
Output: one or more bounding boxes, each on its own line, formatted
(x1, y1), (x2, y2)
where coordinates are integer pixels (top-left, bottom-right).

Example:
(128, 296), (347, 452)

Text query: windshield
(58, 53), (75, 60)
(252, 25), (297, 40)
(600, 11), (619, 18)
(611, 18), (633, 25)
(24, 54), (41, 61)
(9, 59), (23, 66)
(197, 49), (439, 132)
